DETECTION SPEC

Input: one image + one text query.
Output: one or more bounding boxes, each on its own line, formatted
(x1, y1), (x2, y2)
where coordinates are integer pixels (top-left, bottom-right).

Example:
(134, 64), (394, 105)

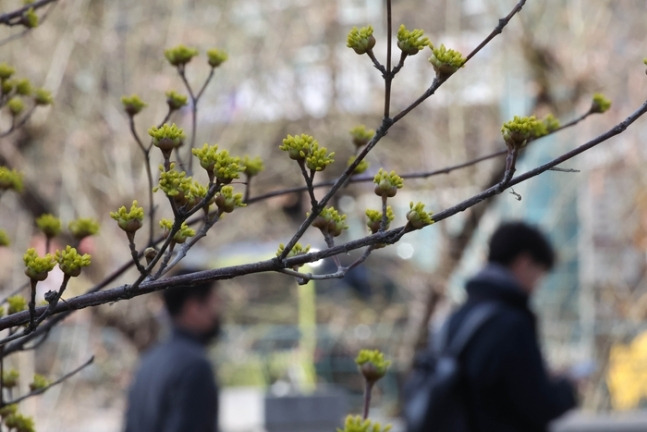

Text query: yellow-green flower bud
(192, 144), (242, 185)
(428, 44), (465, 79)
(337, 415), (392, 432)
(15, 79), (31, 96)
(355, 349), (391, 384)
(0, 167), (23, 192)
(207, 48), (228, 68)
(55, 245), (91, 277)
(542, 114), (560, 133)
(306, 144), (335, 172)
(0, 230), (10, 247)
(4, 412), (35, 432)
(276, 243), (311, 270)
(590, 93), (611, 114)
(22, 8), (38, 28)
(215, 185), (246, 213)
(149, 123), (185, 154)
(242, 156), (264, 177)
(33, 88), (53, 106)
(311, 206), (348, 237)
(159, 219), (195, 244)
(68, 218), (100, 240)
(0, 63), (15, 81)
(406, 202), (434, 230)
(7, 97), (25, 116)
(397, 24), (430, 56)
(350, 125), (374, 148)
(121, 94), (147, 116)
(36, 214), (62, 238)
(23, 248), (56, 281)
(366, 206), (394, 234)
(347, 156), (369, 175)
(165, 90), (188, 111)
(2, 369), (19, 389)
(373, 168), (403, 198)
(7, 296), (27, 314)
(164, 44), (199, 67)
(279, 133), (316, 161)
(0, 403), (17, 419)
(347, 26), (376, 55)
(501, 115), (548, 150)
(29, 373), (50, 392)
(110, 200), (144, 233)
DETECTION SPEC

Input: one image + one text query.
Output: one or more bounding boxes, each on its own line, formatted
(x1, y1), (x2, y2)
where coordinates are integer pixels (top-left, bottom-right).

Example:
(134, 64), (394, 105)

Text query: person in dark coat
(124, 270), (222, 432)
(446, 221), (577, 432)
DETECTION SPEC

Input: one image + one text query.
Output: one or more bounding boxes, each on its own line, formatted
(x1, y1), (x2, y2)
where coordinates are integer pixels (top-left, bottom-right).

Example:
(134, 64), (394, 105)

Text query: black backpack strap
(445, 302), (502, 357)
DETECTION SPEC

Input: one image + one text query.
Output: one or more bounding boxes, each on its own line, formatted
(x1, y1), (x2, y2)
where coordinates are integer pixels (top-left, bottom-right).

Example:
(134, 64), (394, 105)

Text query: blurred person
(124, 269), (222, 432)
(435, 221), (577, 431)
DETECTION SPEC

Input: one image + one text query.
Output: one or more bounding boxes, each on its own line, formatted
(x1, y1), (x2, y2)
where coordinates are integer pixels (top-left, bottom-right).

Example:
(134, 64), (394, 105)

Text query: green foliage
(206, 48), (228, 68)
(406, 201), (434, 229)
(192, 143), (242, 185)
(350, 125), (374, 148)
(7, 296), (27, 314)
(165, 90), (188, 111)
(55, 245), (91, 277)
(215, 185), (246, 213)
(23, 248), (56, 281)
(337, 415), (391, 432)
(2, 369), (19, 388)
(428, 44), (465, 78)
(501, 115), (548, 150)
(347, 26), (376, 55)
(591, 93), (612, 114)
(159, 219), (195, 244)
(312, 206), (349, 237)
(29, 373), (50, 391)
(33, 88), (53, 106)
(242, 156), (264, 177)
(397, 24), (430, 56)
(36, 213), (62, 238)
(68, 218), (100, 240)
(373, 168), (403, 198)
(7, 97), (25, 116)
(0, 166), (23, 192)
(365, 206), (394, 234)
(110, 201), (144, 233)
(148, 123), (186, 153)
(121, 94), (147, 116)
(347, 156), (369, 175)
(164, 44), (199, 67)
(0, 229), (9, 247)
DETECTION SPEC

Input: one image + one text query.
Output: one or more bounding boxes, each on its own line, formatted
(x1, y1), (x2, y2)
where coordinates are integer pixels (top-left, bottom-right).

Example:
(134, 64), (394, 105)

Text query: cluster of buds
(355, 349), (391, 385)
(159, 219), (195, 244)
(542, 113), (560, 133)
(36, 213), (62, 239)
(0, 166), (23, 192)
(166, 90), (188, 111)
(397, 24), (430, 56)
(55, 245), (91, 278)
(110, 201), (144, 234)
(192, 143), (242, 185)
(350, 125), (374, 148)
(312, 206), (348, 238)
(501, 115), (548, 150)
(590, 93), (611, 114)
(373, 169), (403, 198)
(29, 374), (50, 392)
(68, 218), (100, 241)
(347, 156), (369, 175)
(0, 230), (9, 247)
(365, 206), (394, 234)
(164, 45), (228, 70)
(428, 44), (465, 79)
(149, 123), (185, 159)
(7, 295), (27, 314)
(276, 242), (311, 270)
(0, 63), (52, 113)
(215, 186), (246, 213)
(337, 415), (392, 432)
(279, 134), (335, 172)
(23, 248), (56, 282)
(347, 26), (376, 55)
(406, 201), (434, 230)
(242, 156), (264, 178)
(121, 94), (147, 117)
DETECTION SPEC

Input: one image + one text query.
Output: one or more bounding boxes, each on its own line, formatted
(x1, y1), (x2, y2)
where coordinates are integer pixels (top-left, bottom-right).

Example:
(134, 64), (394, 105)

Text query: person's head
(163, 268), (222, 341)
(487, 221), (555, 294)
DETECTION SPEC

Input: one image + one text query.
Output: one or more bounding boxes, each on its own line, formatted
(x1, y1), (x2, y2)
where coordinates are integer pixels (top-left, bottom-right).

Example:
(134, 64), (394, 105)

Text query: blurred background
(1, 0), (647, 430)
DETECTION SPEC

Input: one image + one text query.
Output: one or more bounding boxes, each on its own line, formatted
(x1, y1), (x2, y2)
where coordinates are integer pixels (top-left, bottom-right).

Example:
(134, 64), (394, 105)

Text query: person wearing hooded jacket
(445, 221), (578, 432)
